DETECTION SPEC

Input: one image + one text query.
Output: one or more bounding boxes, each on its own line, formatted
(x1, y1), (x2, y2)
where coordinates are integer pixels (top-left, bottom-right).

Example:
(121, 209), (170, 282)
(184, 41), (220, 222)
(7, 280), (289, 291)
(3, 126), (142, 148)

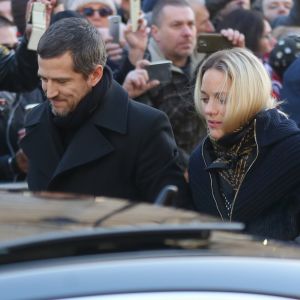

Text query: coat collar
(91, 80), (128, 134)
(255, 108), (300, 148)
(25, 80), (128, 134)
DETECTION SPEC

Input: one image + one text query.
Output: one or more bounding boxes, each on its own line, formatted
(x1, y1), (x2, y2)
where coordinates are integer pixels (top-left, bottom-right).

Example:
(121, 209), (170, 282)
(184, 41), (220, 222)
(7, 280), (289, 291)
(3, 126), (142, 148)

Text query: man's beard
(50, 104), (69, 117)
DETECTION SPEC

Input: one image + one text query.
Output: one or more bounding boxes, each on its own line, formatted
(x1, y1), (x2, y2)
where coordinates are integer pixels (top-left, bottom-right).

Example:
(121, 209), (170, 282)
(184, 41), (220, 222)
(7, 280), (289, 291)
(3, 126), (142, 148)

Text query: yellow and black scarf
(209, 121), (256, 193)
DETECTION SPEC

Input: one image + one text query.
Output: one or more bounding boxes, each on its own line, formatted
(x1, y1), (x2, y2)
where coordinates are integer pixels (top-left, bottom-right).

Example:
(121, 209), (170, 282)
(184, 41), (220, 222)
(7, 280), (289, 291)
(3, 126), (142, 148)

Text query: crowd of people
(1, 0), (300, 241)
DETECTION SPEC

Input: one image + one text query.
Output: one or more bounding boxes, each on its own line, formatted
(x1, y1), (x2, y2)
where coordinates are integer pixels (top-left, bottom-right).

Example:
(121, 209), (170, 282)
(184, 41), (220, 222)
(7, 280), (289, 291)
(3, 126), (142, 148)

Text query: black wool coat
(21, 80), (189, 204)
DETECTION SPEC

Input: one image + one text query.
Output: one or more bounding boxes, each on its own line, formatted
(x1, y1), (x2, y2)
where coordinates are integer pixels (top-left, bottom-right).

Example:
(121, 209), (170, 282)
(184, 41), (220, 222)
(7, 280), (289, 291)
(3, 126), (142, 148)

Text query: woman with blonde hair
(189, 47), (300, 241)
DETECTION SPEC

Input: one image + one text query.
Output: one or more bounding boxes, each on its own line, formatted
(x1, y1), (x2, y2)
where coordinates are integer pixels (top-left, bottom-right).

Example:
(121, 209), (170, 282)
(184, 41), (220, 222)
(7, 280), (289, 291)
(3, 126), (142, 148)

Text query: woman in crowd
(189, 47), (300, 241)
(217, 9), (281, 98)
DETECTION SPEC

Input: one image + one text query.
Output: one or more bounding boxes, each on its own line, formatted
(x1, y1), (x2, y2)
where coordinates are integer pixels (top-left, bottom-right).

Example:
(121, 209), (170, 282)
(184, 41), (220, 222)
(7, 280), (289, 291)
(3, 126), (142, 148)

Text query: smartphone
(130, 0), (140, 32)
(144, 60), (172, 84)
(108, 15), (121, 43)
(197, 33), (234, 53)
(27, 2), (47, 50)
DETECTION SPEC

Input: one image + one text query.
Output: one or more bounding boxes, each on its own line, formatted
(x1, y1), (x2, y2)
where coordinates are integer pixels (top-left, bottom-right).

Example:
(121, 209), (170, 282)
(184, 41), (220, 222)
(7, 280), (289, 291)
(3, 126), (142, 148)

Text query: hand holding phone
(144, 60), (172, 84)
(108, 15), (121, 44)
(197, 33), (233, 53)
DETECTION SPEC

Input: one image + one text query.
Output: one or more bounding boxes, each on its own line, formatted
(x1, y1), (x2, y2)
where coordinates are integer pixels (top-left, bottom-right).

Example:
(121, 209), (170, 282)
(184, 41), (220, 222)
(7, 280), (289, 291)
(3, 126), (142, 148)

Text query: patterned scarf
(209, 121), (256, 192)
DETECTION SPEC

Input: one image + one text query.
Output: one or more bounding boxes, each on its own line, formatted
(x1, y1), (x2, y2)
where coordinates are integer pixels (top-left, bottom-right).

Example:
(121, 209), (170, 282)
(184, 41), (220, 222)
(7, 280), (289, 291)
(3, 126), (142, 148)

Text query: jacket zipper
(202, 120), (259, 222)
(202, 136), (224, 221)
(229, 119), (259, 221)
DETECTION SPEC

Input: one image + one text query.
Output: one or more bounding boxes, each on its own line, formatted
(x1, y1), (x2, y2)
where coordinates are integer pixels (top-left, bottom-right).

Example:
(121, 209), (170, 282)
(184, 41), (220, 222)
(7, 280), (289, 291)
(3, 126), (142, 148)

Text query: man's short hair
(37, 17), (107, 78)
(152, 0), (191, 26)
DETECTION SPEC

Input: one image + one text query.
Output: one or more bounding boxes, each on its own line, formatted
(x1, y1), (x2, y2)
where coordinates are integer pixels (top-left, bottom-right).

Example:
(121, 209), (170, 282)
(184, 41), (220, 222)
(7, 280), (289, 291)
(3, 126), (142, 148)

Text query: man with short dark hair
(21, 17), (190, 205)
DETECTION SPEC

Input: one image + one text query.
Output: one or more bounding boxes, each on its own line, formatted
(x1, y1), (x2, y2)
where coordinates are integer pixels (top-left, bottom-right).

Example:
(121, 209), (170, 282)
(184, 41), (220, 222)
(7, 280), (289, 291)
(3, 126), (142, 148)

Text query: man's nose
(182, 24), (193, 36)
(45, 81), (59, 99)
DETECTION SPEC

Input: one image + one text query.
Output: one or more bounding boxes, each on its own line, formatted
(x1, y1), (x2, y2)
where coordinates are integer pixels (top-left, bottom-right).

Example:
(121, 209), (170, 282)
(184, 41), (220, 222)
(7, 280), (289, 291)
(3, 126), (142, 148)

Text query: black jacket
(0, 37), (39, 92)
(189, 109), (300, 240)
(21, 80), (190, 205)
(0, 87), (45, 181)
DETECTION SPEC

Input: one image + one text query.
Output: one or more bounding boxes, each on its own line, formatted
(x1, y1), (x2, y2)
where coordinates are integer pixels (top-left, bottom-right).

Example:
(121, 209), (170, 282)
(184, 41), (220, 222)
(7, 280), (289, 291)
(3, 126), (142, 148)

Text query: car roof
(0, 190), (299, 264)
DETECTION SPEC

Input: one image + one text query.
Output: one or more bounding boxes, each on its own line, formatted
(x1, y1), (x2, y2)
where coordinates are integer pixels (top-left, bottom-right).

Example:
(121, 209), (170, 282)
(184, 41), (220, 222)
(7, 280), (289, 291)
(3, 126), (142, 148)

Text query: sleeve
(135, 109), (193, 209)
(0, 37), (39, 92)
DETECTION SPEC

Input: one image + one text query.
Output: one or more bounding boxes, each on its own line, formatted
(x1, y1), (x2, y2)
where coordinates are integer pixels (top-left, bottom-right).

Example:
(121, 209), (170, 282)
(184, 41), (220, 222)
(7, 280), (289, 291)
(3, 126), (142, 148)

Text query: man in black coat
(21, 17), (190, 206)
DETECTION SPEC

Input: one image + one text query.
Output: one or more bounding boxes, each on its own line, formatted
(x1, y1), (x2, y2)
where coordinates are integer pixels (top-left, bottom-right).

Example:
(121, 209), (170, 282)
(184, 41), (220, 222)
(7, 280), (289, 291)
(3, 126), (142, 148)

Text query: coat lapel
(52, 80), (129, 178)
(52, 122), (114, 178)
(21, 104), (62, 183)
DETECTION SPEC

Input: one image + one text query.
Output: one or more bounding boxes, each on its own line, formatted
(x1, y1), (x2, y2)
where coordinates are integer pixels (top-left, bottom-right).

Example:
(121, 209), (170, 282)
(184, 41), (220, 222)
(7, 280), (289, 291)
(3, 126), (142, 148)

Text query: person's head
(262, 0), (292, 23)
(218, 9), (275, 57)
(221, 0), (251, 16)
(37, 17), (107, 117)
(69, 0), (117, 28)
(188, 0), (215, 33)
(194, 48), (276, 140)
(151, 0), (196, 67)
(260, 18), (277, 55)
(0, 15), (18, 49)
(269, 35), (300, 79)
(206, 0), (250, 21)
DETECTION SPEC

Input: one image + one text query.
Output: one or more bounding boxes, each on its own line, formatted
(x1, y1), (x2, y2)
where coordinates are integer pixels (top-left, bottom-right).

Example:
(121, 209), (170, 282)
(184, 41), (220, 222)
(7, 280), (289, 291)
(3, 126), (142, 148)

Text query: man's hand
(98, 28), (124, 61)
(105, 39), (124, 61)
(123, 16), (150, 66)
(220, 28), (245, 48)
(15, 149), (29, 174)
(123, 60), (159, 98)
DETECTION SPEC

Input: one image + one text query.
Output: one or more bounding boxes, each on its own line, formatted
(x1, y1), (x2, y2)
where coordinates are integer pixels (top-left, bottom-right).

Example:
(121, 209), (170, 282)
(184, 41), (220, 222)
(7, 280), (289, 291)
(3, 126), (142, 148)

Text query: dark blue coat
(189, 109), (300, 240)
(281, 57), (300, 126)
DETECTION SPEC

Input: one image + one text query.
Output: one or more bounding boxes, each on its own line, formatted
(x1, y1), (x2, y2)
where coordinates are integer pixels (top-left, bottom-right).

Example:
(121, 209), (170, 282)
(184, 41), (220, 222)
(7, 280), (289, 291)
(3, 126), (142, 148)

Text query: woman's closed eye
(200, 97), (209, 103)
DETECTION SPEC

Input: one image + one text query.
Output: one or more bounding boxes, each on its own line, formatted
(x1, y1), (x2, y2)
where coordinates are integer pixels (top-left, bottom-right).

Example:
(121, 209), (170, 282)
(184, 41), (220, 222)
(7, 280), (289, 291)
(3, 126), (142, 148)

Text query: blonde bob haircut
(194, 47), (277, 133)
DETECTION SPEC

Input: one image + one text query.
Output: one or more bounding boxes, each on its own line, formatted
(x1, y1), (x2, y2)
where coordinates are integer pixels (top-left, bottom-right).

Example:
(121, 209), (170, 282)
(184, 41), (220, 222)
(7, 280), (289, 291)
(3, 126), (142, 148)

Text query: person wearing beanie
(69, 0), (117, 28)
(269, 34), (300, 79)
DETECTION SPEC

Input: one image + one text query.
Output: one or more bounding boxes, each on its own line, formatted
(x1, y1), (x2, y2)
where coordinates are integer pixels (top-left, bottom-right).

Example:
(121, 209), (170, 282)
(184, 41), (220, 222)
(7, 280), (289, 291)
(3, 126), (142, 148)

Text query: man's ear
(151, 25), (160, 42)
(89, 65), (104, 87)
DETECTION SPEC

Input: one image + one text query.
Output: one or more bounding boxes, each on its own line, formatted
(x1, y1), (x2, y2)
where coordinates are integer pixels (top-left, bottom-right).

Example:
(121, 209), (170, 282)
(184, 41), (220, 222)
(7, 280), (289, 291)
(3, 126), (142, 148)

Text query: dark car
(0, 191), (299, 300)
